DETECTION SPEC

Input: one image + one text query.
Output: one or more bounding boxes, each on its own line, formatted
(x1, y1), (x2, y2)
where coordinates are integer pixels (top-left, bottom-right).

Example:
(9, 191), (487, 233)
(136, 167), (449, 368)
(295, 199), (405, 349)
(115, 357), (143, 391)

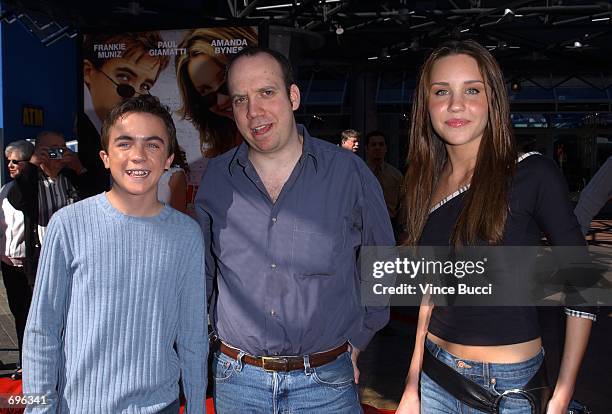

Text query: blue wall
(1, 20), (77, 144)
(0, 23), (4, 129)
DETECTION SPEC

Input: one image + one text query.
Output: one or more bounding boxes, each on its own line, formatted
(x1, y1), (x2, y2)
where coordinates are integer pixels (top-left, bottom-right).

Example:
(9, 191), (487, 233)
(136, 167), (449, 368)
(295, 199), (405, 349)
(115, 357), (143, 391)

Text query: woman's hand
(396, 388), (420, 414)
(547, 315), (592, 414)
(396, 298), (433, 414)
(545, 395), (570, 414)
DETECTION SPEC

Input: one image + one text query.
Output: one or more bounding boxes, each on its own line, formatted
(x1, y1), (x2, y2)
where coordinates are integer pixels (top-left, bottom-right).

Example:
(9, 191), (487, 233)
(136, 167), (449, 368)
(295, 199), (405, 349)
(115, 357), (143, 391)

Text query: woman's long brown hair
(403, 40), (517, 246)
(175, 27), (258, 157)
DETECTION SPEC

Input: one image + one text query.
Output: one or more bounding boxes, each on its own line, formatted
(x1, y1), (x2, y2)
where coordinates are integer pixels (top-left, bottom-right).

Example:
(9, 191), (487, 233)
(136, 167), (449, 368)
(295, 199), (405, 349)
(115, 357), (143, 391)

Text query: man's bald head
(35, 131), (66, 149)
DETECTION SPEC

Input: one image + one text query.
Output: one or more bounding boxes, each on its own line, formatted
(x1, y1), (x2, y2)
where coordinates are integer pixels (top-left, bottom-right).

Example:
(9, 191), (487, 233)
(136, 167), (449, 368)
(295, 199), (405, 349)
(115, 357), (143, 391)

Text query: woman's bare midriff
(427, 332), (542, 363)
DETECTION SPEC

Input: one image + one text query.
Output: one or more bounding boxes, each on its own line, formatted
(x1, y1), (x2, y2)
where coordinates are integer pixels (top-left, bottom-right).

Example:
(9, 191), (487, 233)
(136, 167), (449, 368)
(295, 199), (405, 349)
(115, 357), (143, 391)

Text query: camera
(47, 147), (65, 159)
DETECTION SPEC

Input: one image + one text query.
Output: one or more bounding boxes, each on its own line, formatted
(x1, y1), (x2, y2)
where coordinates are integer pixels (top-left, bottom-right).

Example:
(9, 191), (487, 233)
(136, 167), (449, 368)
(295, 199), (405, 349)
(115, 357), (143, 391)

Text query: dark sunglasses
(100, 70), (151, 99)
(200, 81), (228, 109)
(7, 159), (25, 165)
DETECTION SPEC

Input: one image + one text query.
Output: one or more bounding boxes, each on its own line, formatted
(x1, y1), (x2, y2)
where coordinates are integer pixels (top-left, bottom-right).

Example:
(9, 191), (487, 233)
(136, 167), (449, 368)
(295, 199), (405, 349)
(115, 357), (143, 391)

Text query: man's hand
(349, 344), (360, 384)
(61, 149), (84, 174)
(30, 146), (50, 166)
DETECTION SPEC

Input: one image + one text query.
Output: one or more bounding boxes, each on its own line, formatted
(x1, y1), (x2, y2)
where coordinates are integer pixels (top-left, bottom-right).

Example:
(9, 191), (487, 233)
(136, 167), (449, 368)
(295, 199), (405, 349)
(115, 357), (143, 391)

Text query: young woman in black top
(396, 40), (594, 414)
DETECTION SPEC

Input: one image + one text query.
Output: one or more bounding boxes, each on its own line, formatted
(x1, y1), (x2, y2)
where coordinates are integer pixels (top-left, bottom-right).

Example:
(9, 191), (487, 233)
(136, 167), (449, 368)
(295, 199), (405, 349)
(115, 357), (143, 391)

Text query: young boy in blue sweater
(23, 95), (207, 413)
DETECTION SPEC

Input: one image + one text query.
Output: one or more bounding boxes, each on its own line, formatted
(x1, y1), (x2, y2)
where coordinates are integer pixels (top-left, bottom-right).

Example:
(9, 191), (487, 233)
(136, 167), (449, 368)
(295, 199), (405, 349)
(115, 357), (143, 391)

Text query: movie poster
(78, 26), (259, 215)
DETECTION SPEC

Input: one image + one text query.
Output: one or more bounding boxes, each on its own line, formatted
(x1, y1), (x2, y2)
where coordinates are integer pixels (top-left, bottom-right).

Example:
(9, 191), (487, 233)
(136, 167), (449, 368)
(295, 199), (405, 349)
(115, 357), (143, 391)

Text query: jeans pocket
(311, 353), (354, 389)
(212, 353), (236, 383)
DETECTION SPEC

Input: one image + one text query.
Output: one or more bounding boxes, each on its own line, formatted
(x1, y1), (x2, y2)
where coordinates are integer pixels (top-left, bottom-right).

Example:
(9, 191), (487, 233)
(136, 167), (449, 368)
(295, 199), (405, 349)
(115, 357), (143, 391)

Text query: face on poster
(81, 26), (259, 213)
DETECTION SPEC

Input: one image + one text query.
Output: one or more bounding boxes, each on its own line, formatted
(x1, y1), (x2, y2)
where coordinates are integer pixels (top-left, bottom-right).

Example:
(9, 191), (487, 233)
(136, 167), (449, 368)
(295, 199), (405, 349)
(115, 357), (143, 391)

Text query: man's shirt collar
(228, 124), (319, 175)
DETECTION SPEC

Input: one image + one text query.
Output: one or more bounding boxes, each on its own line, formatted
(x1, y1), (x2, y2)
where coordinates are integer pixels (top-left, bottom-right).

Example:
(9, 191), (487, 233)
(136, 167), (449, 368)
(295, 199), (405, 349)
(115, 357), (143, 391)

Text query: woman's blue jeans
(421, 338), (545, 414)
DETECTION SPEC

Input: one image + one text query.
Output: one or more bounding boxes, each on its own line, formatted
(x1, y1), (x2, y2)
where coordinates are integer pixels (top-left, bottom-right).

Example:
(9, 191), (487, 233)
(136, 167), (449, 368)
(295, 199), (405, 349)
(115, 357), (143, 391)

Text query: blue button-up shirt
(196, 125), (394, 356)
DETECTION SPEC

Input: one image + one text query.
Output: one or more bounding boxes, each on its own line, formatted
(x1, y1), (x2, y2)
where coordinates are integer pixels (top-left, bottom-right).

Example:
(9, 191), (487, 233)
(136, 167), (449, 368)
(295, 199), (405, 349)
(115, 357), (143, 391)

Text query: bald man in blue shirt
(196, 47), (394, 413)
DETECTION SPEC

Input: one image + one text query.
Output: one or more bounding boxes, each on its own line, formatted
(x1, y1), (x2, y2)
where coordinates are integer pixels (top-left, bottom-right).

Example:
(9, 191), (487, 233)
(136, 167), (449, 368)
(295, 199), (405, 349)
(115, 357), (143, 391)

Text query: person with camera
(8, 131), (93, 287)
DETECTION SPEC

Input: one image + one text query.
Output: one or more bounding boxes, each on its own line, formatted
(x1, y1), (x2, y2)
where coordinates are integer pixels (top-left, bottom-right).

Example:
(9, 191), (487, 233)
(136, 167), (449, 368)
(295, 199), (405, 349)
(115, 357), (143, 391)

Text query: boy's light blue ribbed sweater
(23, 193), (208, 413)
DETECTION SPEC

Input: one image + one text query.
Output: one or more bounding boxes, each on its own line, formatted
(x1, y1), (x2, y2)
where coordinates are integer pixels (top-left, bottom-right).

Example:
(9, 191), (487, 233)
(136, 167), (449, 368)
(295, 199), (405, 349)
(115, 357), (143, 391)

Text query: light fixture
(573, 41), (582, 48)
(501, 8), (515, 22)
(368, 56), (378, 60)
(255, 3), (298, 10)
(335, 24), (344, 35)
(592, 17), (610, 22)
(511, 80), (522, 92)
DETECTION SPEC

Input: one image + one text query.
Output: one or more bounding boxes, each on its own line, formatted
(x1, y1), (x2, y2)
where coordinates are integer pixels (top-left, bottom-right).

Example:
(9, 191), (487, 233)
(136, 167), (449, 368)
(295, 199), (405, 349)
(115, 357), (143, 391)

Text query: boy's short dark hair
(226, 46), (295, 97)
(100, 95), (176, 157)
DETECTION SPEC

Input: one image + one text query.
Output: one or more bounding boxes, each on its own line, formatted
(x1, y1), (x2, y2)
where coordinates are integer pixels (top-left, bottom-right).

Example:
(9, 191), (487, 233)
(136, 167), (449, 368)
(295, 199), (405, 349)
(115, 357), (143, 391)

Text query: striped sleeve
(564, 307), (597, 322)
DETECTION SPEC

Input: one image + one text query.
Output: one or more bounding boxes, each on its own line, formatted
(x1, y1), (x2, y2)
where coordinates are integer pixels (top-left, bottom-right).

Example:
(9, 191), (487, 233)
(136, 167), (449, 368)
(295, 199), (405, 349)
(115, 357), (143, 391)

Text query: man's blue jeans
(212, 349), (363, 413)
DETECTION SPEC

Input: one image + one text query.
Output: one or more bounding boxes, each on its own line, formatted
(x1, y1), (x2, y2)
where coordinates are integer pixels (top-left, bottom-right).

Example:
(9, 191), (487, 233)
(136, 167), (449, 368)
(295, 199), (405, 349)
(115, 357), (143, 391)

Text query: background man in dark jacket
(8, 131), (93, 285)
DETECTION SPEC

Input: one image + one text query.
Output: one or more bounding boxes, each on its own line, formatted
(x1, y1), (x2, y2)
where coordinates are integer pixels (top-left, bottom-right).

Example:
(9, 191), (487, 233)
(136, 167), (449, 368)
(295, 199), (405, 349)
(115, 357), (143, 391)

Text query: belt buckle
(493, 389), (537, 414)
(261, 356), (289, 372)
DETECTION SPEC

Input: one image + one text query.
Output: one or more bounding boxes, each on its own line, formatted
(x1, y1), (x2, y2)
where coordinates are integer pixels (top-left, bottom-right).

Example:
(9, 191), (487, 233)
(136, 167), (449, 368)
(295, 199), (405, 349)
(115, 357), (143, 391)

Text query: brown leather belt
(218, 341), (349, 372)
